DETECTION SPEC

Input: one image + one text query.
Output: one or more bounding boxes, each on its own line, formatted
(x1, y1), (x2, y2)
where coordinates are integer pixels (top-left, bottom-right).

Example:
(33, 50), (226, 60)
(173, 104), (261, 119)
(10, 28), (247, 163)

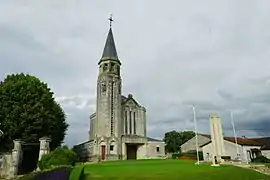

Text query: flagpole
(192, 105), (200, 165)
(230, 111), (240, 160)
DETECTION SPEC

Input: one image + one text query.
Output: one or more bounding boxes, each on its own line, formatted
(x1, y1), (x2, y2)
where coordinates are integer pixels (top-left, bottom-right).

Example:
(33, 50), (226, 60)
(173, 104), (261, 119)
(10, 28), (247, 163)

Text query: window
(156, 147), (160, 152)
(125, 111), (128, 134)
(110, 63), (114, 72)
(129, 111), (132, 134)
(133, 112), (136, 134)
(103, 63), (108, 71)
(110, 145), (114, 151)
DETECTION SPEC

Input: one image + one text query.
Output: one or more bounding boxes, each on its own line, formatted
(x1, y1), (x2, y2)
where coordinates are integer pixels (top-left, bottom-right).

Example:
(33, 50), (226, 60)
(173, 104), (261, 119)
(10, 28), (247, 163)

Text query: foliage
(171, 153), (179, 159)
(163, 131), (195, 153)
(0, 73), (68, 152)
(38, 146), (77, 170)
(81, 159), (270, 180)
(252, 155), (270, 163)
(69, 165), (85, 180)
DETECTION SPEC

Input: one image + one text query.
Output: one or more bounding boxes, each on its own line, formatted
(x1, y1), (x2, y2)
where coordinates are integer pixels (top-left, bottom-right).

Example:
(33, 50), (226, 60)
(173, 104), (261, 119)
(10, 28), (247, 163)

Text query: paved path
(224, 162), (270, 176)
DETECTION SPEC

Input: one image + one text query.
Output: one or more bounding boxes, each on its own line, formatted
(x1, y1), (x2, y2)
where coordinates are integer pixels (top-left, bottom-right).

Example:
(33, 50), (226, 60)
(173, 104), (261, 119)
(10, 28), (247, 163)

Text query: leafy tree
(163, 130), (195, 153)
(0, 73), (68, 152)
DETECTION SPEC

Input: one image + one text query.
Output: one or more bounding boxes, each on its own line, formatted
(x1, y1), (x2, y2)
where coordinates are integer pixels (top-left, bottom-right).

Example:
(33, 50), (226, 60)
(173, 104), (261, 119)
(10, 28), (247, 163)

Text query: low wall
(18, 166), (72, 180)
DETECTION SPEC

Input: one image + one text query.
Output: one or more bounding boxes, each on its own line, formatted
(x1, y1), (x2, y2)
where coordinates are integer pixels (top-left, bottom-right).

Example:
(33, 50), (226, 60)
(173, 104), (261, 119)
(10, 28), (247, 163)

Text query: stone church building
(73, 24), (165, 161)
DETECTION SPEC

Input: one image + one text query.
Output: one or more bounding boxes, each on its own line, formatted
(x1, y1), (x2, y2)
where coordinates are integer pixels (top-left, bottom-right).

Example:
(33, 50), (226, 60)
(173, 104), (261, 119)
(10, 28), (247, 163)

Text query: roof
(196, 134), (266, 147)
(99, 28), (120, 64)
(250, 137), (270, 150)
(224, 137), (262, 146)
(199, 134), (211, 139)
(147, 137), (164, 142)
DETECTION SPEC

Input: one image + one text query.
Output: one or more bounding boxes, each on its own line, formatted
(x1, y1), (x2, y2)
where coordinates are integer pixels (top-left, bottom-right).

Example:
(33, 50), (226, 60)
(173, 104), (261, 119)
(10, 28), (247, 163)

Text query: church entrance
(126, 144), (137, 160)
(101, 145), (106, 160)
(18, 143), (40, 175)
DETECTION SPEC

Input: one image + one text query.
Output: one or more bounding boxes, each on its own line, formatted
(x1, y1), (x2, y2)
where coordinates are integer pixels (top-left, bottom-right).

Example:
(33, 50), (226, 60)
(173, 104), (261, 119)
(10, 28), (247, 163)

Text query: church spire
(99, 15), (120, 64)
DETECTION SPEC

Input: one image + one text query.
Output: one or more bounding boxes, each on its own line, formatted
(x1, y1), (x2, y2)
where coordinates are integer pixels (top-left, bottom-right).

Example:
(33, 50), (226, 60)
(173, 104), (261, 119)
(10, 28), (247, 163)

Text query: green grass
(69, 165), (84, 180)
(80, 159), (270, 180)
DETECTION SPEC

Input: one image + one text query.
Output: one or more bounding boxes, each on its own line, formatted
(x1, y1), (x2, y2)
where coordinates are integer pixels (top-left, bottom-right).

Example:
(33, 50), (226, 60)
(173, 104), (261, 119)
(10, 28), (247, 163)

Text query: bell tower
(95, 16), (122, 138)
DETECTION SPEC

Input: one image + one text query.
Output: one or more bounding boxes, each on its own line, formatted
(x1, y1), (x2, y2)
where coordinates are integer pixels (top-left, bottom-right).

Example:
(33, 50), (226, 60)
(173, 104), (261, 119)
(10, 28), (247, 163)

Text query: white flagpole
(192, 105), (200, 165)
(230, 111), (240, 159)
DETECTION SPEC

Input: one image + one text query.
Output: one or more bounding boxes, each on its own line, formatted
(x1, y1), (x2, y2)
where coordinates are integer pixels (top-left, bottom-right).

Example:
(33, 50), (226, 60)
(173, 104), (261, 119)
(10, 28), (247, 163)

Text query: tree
(163, 130), (195, 153)
(0, 73), (68, 152)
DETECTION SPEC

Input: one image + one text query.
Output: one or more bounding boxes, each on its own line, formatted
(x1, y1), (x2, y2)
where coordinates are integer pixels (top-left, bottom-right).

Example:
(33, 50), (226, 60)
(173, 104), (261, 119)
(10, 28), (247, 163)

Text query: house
(181, 134), (270, 162)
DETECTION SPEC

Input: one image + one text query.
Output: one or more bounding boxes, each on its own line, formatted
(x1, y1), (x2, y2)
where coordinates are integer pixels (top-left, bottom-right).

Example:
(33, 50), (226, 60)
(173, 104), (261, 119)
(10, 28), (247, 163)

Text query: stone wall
(0, 137), (51, 178)
(146, 141), (166, 159)
(0, 153), (12, 178)
(73, 140), (93, 162)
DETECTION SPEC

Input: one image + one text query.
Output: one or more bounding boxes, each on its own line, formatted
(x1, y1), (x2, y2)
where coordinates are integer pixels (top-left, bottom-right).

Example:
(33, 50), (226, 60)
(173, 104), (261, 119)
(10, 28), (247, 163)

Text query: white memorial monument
(209, 114), (225, 166)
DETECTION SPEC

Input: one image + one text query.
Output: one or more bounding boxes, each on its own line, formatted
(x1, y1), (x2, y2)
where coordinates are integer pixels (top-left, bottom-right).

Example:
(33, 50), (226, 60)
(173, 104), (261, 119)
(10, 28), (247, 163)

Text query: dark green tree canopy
(163, 130), (195, 153)
(0, 73), (68, 152)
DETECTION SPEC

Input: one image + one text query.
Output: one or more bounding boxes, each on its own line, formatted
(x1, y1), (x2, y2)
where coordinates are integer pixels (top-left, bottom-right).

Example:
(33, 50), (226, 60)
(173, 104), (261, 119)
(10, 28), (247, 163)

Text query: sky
(1, 0), (270, 146)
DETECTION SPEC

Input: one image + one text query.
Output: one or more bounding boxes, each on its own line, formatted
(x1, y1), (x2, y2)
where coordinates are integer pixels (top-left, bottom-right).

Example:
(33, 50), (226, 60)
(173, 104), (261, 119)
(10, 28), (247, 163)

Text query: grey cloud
(2, 0), (270, 147)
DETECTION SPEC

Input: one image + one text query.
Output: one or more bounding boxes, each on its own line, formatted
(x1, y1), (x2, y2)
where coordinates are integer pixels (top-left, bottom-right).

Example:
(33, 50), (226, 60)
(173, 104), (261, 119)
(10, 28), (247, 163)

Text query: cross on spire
(108, 14), (113, 28)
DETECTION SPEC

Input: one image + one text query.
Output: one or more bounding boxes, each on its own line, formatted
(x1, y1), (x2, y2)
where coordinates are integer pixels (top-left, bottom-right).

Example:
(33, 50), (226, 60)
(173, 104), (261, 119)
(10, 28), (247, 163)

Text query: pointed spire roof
(99, 27), (120, 64)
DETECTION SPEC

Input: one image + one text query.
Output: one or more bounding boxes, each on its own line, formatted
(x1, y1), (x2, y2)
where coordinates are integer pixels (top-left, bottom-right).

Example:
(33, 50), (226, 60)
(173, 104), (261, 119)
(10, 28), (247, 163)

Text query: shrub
(38, 146), (77, 170)
(252, 156), (270, 163)
(69, 165), (84, 180)
(172, 153), (180, 159)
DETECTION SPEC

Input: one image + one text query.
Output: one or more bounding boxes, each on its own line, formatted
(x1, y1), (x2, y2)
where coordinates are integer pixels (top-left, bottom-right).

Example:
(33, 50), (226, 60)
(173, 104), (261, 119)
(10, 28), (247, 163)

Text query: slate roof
(99, 28), (120, 64)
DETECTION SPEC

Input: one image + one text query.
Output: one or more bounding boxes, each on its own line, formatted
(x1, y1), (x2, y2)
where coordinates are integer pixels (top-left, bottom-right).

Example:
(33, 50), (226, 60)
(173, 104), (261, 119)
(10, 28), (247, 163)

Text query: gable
(122, 94), (140, 107)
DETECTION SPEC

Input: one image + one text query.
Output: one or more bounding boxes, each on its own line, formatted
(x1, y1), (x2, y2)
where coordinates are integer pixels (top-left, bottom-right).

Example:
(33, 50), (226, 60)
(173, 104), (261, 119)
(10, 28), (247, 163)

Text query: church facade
(73, 25), (165, 162)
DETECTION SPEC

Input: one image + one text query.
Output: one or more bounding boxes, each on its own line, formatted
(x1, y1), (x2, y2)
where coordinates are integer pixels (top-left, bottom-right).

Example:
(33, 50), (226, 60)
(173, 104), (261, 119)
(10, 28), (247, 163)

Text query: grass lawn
(82, 159), (270, 180)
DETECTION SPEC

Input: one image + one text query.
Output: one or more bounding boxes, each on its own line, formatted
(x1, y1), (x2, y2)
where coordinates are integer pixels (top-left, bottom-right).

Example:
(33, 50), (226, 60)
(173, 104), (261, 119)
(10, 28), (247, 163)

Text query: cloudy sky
(1, 0), (270, 146)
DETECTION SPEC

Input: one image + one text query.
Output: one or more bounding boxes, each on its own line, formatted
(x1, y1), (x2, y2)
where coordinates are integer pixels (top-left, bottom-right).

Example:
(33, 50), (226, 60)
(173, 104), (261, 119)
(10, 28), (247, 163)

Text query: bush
(172, 153), (180, 159)
(69, 165), (84, 180)
(252, 156), (270, 163)
(38, 146), (77, 170)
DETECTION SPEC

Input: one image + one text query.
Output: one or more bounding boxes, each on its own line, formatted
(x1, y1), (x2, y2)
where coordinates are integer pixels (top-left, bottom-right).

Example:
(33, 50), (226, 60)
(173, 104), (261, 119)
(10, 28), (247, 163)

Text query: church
(73, 21), (165, 162)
